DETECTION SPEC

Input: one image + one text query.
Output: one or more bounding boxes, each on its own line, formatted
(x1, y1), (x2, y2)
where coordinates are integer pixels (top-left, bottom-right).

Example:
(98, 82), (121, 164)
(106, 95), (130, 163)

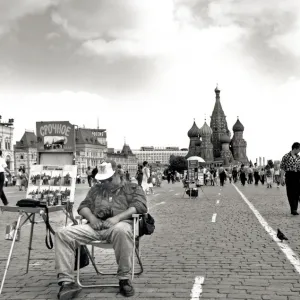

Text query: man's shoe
(57, 283), (81, 300)
(291, 211), (299, 215)
(119, 279), (135, 297)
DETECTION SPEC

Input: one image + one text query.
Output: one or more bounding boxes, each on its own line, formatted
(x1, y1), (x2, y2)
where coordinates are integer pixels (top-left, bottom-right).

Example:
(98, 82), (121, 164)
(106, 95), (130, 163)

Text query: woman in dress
(141, 161), (150, 194)
(16, 168), (23, 191)
(20, 169), (29, 192)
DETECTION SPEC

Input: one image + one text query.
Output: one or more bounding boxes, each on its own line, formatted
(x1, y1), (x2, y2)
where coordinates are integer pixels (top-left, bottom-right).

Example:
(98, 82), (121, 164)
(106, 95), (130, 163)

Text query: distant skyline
(1, 1), (300, 162)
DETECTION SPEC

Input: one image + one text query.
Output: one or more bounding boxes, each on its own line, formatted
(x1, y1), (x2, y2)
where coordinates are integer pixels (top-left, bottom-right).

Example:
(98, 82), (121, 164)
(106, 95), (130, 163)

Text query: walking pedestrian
(232, 166), (238, 183)
(274, 164), (280, 188)
(16, 168), (23, 191)
(219, 164), (226, 186)
(247, 166), (253, 184)
(260, 168), (265, 185)
(167, 171), (171, 184)
(0, 150), (11, 205)
(86, 166), (92, 187)
(136, 165), (143, 186)
(253, 163), (260, 185)
(265, 165), (273, 188)
(125, 171), (130, 182)
(280, 142), (300, 215)
(20, 169), (28, 191)
(227, 168), (232, 183)
(141, 161), (150, 194)
(239, 164), (246, 186)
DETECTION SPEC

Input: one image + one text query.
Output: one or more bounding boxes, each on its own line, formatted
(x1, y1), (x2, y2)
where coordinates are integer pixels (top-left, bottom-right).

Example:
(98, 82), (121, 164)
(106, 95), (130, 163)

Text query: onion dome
(188, 121), (201, 138)
(220, 134), (230, 144)
(215, 85), (220, 95)
(233, 118), (244, 132)
(199, 121), (213, 136)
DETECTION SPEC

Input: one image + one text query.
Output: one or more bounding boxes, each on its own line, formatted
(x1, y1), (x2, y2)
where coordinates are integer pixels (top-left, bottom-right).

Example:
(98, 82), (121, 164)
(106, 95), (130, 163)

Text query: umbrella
(187, 156), (205, 163)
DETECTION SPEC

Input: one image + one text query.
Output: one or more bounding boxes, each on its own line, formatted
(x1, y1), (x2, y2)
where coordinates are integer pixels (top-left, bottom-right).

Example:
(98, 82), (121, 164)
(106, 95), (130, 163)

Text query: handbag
(139, 213), (155, 237)
(74, 246), (90, 270)
(16, 199), (44, 207)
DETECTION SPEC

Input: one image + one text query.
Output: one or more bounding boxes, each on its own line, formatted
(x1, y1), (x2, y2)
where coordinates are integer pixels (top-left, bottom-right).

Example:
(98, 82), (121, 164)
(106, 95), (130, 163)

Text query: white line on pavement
(169, 189), (174, 192)
(211, 213), (217, 222)
(153, 194), (160, 197)
(190, 276), (205, 299)
(216, 200), (220, 204)
(233, 183), (300, 275)
(175, 193), (180, 196)
(218, 193), (221, 195)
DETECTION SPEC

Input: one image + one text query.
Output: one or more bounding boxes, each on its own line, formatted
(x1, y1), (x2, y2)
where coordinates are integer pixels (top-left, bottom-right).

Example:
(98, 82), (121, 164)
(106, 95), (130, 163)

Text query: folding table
(0, 205), (70, 294)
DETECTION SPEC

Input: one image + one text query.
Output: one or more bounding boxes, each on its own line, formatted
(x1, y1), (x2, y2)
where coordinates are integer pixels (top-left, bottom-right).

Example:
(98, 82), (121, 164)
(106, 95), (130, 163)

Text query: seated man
(55, 160), (147, 300)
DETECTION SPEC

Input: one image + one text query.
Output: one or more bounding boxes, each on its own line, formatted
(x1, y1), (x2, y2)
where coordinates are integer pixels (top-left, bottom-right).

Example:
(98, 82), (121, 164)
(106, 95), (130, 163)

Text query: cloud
(0, 0), (57, 37)
(46, 32), (60, 40)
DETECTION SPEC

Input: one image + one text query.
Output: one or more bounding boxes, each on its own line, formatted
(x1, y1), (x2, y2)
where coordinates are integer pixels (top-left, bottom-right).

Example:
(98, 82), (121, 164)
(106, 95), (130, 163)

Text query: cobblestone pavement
(1, 180), (300, 300)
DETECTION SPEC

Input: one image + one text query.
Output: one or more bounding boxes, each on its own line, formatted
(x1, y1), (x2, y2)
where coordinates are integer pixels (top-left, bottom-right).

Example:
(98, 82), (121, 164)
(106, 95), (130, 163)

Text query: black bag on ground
(139, 213), (155, 237)
(74, 246), (90, 271)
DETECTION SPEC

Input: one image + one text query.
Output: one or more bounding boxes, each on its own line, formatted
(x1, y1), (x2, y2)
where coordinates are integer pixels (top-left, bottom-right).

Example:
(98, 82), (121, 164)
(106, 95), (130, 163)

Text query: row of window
(16, 154), (36, 160)
(0, 139), (12, 150)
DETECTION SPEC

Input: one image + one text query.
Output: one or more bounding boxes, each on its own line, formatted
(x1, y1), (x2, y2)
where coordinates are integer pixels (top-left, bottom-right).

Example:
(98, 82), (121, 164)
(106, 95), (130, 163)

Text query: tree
(169, 155), (188, 173)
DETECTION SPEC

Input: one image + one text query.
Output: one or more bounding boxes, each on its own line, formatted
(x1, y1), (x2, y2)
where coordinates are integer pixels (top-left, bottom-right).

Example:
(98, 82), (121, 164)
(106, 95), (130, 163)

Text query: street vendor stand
(0, 121), (78, 294)
(183, 156), (205, 199)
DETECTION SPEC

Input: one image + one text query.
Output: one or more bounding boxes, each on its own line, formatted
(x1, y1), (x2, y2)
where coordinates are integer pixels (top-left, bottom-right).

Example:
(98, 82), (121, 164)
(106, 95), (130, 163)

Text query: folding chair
(75, 214), (144, 288)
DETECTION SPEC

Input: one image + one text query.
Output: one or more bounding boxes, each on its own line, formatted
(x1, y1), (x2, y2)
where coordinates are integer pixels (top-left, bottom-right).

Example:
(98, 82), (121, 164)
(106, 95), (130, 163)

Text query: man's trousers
(285, 172), (300, 213)
(55, 221), (134, 285)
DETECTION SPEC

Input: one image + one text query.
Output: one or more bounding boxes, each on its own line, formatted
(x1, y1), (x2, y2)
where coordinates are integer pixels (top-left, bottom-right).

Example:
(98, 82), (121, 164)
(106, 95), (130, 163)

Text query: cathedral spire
(210, 85), (230, 158)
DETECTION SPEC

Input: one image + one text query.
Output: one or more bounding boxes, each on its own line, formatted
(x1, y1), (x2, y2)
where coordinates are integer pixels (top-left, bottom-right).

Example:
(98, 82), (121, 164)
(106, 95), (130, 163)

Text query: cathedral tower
(210, 86), (230, 158)
(199, 120), (214, 163)
(186, 120), (201, 159)
(231, 118), (248, 164)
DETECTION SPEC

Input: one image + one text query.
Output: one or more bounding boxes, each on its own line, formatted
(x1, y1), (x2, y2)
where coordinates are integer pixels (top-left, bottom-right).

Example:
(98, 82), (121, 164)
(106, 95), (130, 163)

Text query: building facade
(186, 87), (248, 166)
(0, 118), (14, 172)
(107, 143), (138, 177)
(132, 147), (188, 165)
(14, 130), (38, 172)
(75, 128), (107, 176)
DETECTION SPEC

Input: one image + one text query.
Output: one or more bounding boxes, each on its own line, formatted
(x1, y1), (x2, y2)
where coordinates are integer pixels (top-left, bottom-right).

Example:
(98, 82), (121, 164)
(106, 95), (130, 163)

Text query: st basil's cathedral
(186, 86), (248, 166)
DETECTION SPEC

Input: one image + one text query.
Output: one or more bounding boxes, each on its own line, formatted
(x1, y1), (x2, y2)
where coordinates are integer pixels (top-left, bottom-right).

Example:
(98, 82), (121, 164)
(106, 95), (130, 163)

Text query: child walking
(265, 165), (273, 188)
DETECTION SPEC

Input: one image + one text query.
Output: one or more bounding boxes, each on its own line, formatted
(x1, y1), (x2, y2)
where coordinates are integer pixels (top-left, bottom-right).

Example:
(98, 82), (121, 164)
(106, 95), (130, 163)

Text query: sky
(0, 0), (299, 162)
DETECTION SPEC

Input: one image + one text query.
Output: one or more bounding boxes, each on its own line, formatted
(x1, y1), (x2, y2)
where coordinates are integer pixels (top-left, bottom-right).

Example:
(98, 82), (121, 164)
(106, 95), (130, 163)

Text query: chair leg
(134, 247), (143, 276)
(77, 245), (119, 288)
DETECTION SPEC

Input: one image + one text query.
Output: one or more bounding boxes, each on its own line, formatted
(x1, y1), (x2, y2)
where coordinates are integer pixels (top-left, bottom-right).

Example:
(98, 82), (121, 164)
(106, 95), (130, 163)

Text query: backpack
(139, 213), (155, 237)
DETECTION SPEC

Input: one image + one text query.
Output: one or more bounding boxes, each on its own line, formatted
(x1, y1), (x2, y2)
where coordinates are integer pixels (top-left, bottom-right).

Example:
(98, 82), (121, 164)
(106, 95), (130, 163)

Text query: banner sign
(188, 160), (198, 169)
(91, 129), (107, 138)
(36, 121), (75, 152)
(26, 165), (77, 204)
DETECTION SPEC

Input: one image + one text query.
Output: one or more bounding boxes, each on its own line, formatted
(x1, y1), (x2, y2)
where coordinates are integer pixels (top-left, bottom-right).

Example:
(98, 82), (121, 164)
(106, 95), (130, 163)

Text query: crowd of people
(85, 161), (163, 195)
(199, 161), (282, 188)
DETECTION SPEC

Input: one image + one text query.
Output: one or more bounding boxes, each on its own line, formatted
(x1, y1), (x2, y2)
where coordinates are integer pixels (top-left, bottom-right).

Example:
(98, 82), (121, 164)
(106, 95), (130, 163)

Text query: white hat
(95, 161), (116, 181)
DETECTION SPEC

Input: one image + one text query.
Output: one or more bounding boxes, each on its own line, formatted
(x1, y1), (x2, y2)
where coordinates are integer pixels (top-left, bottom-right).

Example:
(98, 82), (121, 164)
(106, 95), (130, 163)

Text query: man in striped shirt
(280, 142), (300, 215)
